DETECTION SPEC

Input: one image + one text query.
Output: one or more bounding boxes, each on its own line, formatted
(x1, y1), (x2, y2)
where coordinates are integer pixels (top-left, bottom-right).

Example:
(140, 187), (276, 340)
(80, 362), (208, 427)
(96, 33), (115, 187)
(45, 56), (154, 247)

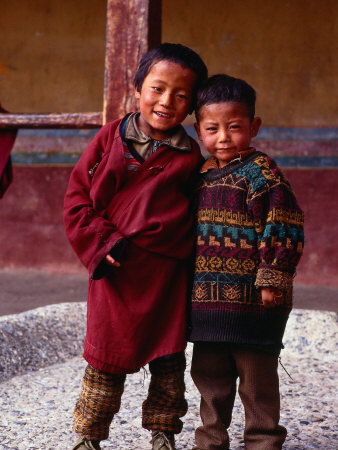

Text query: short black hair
(133, 42), (207, 109)
(196, 74), (256, 121)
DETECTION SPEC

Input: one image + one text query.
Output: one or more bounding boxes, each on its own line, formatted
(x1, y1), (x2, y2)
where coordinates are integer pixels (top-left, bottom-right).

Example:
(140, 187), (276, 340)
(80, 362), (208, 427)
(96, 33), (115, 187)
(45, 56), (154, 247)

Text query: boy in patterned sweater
(188, 74), (304, 450)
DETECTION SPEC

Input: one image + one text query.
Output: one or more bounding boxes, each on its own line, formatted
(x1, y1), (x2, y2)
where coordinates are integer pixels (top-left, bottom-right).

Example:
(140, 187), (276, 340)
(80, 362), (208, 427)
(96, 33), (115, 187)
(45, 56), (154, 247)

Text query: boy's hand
(260, 287), (283, 308)
(105, 254), (121, 268)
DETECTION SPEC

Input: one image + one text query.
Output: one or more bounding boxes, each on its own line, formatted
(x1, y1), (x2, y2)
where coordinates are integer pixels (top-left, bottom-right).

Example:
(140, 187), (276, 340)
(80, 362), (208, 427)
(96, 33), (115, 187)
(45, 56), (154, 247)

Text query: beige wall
(1, 0), (337, 127)
(162, 0), (338, 127)
(0, 0), (106, 113)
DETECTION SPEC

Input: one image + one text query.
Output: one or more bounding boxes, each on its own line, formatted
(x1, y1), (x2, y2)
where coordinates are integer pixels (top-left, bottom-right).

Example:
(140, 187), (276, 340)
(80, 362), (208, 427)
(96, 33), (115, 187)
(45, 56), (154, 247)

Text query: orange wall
(1, 0), (337, 127)
(163, 0), (338, 127)
(0, 0), (106, 113)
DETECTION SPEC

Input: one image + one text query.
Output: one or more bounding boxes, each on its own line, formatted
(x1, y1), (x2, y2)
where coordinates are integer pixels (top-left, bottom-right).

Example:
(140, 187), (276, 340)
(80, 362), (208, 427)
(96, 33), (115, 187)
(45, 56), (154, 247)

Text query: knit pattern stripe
(190, 151), (304, 346)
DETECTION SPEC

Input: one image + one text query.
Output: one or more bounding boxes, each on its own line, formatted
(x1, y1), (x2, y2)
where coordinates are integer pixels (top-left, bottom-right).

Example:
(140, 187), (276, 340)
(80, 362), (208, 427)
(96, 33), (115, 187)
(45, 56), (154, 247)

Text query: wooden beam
(148, 0), (162, 50)
(103, 0), (162, 124)
(0, 113), (103, 129)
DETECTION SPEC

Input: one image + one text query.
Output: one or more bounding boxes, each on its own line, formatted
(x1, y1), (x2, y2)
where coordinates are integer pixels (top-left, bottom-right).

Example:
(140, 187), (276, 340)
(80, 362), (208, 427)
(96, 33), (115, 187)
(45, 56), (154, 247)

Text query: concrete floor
(0, 269), (337, 316)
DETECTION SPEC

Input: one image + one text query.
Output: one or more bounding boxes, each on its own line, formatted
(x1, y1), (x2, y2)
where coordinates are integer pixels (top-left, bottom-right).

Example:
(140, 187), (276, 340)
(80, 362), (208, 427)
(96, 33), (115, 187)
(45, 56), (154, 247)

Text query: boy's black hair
(196, 74), (256, 121)
(133, 42), (208, 108)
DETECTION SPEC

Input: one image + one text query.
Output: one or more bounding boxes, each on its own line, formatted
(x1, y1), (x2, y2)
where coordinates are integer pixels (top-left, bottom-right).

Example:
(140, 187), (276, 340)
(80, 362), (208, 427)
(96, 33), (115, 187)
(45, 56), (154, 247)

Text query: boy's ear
(134, 86), (141, 99)
(194, 122), (202, 141)
(251, 117), (262, 138)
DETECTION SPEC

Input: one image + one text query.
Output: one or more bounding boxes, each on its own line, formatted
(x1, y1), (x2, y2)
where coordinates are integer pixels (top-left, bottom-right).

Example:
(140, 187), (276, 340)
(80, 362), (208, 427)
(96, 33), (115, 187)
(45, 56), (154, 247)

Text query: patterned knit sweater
(189, 150), (304, 350)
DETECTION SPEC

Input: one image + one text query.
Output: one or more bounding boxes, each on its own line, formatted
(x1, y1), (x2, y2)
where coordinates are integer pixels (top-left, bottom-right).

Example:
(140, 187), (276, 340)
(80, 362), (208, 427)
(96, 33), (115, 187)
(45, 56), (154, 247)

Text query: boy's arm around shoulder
(247, 155), (304, 295)
(63, 121), (126, 279)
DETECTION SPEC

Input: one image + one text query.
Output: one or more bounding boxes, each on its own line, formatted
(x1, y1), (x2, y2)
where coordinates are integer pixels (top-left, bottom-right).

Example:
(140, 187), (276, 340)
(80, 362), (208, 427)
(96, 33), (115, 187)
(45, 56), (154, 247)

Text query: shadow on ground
(0, 269), (337, 316)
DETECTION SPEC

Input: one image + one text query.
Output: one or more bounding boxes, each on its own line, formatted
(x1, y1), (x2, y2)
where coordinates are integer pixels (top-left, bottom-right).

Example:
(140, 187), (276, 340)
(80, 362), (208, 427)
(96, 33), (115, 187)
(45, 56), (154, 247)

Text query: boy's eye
(177, 94), (188, 99)
(153, 86), (162, 92)
(229, 124), (240, 129)
(206, 127), (217, 131)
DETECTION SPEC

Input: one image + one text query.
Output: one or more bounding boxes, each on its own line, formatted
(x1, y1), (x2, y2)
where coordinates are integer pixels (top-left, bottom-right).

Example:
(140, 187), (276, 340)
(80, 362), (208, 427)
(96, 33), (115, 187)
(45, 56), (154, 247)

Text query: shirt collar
(124, 112), (192, 152)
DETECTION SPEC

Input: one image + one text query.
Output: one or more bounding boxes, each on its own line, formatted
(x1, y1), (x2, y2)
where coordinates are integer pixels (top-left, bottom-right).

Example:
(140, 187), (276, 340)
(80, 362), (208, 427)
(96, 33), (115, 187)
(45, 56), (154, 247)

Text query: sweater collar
(200, 148), (256, 173)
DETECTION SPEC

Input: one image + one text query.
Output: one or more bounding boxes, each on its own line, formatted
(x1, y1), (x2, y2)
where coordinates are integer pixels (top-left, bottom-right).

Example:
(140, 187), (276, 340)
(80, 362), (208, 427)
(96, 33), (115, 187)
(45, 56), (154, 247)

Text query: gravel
(0, 304), (337, 449)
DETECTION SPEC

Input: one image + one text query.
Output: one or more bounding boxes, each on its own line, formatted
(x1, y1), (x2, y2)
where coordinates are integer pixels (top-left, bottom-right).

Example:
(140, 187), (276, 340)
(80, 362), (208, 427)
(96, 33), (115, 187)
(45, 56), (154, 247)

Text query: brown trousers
(73, 352), (188, 440)
(191, 343), (287, 450)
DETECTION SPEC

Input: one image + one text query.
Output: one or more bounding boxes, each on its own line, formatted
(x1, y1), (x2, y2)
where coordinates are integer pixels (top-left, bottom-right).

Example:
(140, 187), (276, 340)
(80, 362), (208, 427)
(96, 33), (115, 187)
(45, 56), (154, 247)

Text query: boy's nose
(159, 92), (173, 108)
(219, 129), (231, 141)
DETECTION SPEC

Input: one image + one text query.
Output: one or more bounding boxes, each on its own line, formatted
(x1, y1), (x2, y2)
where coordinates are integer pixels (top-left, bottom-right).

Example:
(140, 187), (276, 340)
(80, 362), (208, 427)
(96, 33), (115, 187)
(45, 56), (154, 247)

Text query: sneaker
(72, 436), (101, 450)
(150, 431), (176, 450)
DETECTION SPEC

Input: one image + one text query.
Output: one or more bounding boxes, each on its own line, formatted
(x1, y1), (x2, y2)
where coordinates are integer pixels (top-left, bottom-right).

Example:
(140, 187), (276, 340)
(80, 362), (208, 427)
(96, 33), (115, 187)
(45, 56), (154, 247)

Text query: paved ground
(0, 269), (337, 316)
(0, 304), (337, 449)
(0, 271), (337, 449)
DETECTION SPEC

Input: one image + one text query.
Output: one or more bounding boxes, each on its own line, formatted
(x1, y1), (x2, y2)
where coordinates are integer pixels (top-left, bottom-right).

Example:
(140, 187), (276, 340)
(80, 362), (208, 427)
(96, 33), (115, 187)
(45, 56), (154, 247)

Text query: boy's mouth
(155, 111), (171, 118)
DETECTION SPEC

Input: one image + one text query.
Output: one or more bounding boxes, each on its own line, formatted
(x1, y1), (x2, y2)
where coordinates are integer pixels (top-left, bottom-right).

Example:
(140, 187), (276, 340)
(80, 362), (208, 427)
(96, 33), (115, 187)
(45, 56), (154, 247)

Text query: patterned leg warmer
(73, 364), (126, 440)
(142, 352), (188, 434)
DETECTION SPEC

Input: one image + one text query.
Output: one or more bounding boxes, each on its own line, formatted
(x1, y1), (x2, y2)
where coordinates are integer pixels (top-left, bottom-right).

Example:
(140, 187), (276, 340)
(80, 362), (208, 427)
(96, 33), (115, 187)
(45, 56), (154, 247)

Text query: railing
(0, 113), (103, 130)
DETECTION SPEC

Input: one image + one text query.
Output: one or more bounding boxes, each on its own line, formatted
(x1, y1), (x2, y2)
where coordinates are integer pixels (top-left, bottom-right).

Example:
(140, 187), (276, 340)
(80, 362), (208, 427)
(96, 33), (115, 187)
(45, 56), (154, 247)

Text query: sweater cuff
(255, 268), (293, 291)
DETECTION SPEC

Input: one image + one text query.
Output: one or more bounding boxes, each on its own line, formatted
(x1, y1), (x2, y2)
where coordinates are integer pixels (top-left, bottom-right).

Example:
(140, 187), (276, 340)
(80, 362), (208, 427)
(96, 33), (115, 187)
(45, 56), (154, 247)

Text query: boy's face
(195, 102), (261, 167)
(134, 60), (196, 140)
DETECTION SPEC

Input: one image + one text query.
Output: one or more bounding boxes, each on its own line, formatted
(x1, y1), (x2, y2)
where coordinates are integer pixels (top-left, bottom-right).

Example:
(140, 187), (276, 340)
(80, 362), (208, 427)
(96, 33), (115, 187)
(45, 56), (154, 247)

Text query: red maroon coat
(64, 118), (203, 373)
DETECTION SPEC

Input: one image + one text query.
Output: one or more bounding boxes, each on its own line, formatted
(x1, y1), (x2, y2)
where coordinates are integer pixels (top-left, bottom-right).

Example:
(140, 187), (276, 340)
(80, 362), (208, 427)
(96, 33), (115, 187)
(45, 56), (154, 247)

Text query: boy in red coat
(64, 43), (207, 450)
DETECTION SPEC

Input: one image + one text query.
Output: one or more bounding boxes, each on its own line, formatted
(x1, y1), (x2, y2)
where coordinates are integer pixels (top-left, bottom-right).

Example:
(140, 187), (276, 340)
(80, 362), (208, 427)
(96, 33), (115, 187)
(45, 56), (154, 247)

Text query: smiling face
(134, 60), (196, 140)
(195, 101), (261, 167)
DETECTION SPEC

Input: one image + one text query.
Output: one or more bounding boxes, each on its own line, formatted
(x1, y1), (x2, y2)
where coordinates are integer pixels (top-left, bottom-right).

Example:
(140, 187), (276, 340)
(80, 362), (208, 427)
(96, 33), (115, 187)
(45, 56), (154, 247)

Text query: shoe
(72, 436), (101, 450)
(150, 431), (176, 450)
